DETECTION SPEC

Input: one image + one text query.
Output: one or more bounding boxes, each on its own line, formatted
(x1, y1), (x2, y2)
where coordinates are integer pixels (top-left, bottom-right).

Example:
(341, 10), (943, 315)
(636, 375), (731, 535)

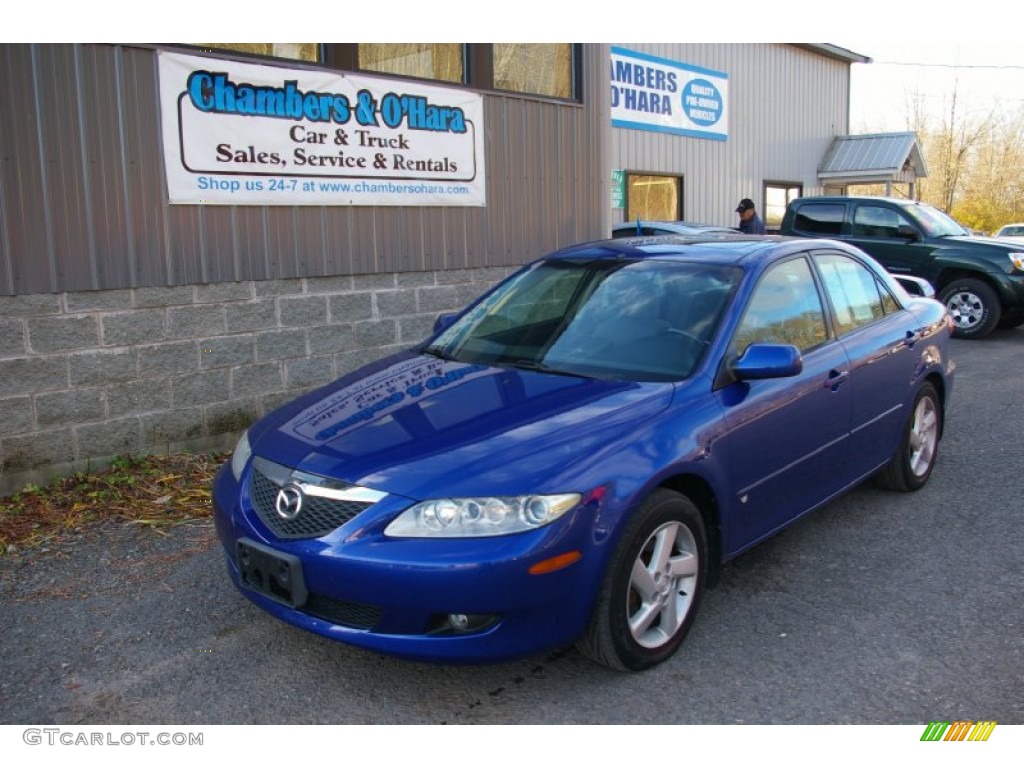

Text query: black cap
(735, 198), (755, 213)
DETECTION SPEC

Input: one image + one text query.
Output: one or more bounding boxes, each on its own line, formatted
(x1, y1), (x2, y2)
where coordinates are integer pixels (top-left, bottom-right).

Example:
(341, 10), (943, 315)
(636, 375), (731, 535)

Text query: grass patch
(0, 452), (229, 555)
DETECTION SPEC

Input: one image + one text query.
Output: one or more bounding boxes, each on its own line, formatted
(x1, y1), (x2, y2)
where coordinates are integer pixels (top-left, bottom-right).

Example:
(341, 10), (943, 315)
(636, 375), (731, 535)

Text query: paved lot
(2, 330), (1022, 725)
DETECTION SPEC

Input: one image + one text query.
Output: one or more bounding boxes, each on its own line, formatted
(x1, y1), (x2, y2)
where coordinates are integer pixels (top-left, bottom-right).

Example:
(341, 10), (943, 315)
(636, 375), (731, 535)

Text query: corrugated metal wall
(0, 43), (609, 296)
(610, 43), (851, 227)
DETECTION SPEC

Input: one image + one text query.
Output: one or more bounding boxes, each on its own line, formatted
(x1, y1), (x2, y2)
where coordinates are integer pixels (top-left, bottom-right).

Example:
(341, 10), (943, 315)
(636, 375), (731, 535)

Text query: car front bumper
(212, 463), (606, 664)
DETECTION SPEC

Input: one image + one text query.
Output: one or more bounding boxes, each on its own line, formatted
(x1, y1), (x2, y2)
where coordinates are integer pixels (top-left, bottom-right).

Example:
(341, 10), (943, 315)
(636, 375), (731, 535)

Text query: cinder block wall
(0, 268), (509, 496)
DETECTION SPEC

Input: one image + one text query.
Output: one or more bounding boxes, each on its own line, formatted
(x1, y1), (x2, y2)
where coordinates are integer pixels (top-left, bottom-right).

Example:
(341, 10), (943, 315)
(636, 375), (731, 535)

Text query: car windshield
(904, 203), (968, 237)
(423, 259), (741, 382)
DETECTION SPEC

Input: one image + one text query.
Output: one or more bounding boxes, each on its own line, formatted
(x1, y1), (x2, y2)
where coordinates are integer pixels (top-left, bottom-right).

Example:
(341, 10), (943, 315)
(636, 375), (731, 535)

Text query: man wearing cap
(735, 198), (765, 234)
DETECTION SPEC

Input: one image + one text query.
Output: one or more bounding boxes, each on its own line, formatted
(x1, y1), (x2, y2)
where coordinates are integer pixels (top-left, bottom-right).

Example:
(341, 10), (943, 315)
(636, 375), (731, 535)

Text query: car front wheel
(577, 489), (707, 671)
(939, 278), (1001, 339)
(875, 382), (942, 492)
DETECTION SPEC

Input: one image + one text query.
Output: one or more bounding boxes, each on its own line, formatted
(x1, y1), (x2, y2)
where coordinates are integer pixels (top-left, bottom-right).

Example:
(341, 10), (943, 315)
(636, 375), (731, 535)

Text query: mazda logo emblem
(275, 483), (304, 521)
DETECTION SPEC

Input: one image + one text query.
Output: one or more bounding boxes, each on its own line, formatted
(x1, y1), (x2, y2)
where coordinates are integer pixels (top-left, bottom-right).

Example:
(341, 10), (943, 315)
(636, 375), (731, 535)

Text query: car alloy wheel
(627, 520), (699, 649)
(907, 390), (940, 479)
(939, 278), (1000, 339)
(875, 382), (942, 492)
(577, 489), (706, 671)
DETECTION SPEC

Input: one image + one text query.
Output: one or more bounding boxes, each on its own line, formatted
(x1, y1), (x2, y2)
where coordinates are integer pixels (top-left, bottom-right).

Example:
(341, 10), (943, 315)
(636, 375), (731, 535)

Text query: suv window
(792, 203), (844, 235)
(851, 205), (911, 238)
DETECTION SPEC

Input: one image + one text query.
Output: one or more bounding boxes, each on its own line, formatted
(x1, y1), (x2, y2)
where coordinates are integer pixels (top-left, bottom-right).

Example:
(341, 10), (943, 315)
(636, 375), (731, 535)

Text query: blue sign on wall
(610, 47), (729, 141)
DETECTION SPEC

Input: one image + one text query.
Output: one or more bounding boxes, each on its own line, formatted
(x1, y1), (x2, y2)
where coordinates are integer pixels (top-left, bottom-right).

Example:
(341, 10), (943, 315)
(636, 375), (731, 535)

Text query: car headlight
(230, 430), (252, 481)
(384, 493), (581, 538)
(1009, 252), (1024, 271)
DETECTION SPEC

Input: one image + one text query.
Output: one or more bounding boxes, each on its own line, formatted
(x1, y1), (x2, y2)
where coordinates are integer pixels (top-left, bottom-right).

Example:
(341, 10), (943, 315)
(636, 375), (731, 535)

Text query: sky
(836, 42), (1024, 133)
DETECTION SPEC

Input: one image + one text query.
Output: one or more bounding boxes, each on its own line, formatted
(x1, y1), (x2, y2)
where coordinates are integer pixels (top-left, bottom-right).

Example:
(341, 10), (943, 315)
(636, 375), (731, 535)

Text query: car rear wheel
(938, 278), (1001, 339)
(577, 489), (706, 671)
(874, 382), (942, 492)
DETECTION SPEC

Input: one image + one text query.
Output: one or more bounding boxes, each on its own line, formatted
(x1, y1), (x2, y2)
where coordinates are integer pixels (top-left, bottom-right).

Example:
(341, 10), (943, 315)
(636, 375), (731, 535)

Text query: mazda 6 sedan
(213, 234), (954, 671)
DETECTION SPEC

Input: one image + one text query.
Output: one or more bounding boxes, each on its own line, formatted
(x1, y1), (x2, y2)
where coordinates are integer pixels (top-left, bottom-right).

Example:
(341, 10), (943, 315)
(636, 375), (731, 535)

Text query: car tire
(577, 489), (707, 671)
(938, 278), (1001, 339)
(874, 382), (942, 492)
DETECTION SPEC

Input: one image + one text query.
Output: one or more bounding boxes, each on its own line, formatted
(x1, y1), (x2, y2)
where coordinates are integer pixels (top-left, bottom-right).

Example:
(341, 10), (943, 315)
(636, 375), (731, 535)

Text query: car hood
(942, 234), (1024, 251)
(249, 352), (674, 500)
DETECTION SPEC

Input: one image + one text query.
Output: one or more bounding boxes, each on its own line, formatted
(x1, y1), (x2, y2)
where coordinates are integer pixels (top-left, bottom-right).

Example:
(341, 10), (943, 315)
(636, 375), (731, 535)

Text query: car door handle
(823, 369), (849, 391)
(904, 330), (921, 349)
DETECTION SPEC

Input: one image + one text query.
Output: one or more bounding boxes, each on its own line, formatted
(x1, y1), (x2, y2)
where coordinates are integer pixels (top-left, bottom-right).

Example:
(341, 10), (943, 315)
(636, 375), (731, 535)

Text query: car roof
(793, 195), (935, 210)
(545, 234), (821, 267)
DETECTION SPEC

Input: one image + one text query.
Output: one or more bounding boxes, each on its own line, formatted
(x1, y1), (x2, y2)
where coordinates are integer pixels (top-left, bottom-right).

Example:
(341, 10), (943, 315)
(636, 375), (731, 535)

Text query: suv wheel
(938, 278), (1001, 339)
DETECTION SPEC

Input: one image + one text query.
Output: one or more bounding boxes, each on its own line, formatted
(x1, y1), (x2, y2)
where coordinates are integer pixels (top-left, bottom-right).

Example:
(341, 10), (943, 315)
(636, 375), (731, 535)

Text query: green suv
(780, 196), (1024, 338)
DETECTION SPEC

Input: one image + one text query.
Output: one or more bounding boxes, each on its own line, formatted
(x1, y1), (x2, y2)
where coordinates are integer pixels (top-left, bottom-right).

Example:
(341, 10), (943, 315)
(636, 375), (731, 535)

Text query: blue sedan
(213, 235), (954, 671)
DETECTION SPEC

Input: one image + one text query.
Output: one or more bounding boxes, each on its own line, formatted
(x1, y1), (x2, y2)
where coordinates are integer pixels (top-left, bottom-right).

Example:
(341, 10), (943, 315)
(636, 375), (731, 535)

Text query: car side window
(815, 252), (899, 334)
(851, 205), (912, 238)
(792, 203), (844, 235)
(731, 258), (828, 354)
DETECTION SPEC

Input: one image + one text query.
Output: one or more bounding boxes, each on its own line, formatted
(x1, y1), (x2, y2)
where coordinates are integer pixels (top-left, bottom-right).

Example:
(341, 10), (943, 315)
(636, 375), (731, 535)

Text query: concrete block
(225, 301), (278, 333)
(69, 349), (136, 386)
(65, 288), (133, 312)
(375, 289), (417, 318)
(199, 335), (255, 369)
(28, 315), (99, 353)
(195, 282), (254, 304)
(138, 341), (199, 377)
(279, 295), (328, 327)
(101, 308), (166, 346)
(0, 294), (62, 316)
(230, 362), (284, 399)
(355, 320), (398, 349)
(171, 369), (231, 408)
(255, 329), (307, 361)
(328, 293), (373, 322)
(134, 286), (195, 308)
(106, 379), (172, 417)
(0, 318), (27, 358)
(168, 305), (226, 339)
(141, 408), (203, 446)
(75, 417), (142, 458)
(35, 388), (105, 428)
(285, 356), (335, 389)
(307, 324), (356, 355)
(1, 428), (75, 471)
(0, 356), (69, 396)
(0, 396), (33, 436)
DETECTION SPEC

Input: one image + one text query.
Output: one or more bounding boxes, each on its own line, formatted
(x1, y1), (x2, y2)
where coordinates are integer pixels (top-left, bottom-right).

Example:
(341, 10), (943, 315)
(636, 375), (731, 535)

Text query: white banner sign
(158, 51), (486, 206)
(610, 47), (729, 141)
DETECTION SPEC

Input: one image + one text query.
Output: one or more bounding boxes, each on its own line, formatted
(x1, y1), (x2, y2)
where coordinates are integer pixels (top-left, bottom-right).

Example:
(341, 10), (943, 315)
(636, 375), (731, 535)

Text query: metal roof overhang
(818, 132), (927, 186)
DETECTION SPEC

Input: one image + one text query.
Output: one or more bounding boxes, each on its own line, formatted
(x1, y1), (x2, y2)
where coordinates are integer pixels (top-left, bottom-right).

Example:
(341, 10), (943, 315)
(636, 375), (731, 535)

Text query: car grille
(301, 592), (383, 630)
(248, 461), (378, 540)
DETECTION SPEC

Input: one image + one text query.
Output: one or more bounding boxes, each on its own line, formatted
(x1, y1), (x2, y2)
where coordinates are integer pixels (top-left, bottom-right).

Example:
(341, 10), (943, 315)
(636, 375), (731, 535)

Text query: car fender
(928, 246), (1021, 302)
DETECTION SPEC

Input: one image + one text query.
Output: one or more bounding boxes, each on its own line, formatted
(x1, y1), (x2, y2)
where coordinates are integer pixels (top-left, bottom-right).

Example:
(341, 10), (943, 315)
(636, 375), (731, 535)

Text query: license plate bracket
(236, 538), (308, 608)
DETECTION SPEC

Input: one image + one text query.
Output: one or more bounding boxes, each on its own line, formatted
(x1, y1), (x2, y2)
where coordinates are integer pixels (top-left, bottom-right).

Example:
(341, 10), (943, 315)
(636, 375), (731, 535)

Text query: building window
(493, 44), (573, 98)
(764, 183), (802, 230)
(196, 44), (320, 63)
(626, 174), (682, 222)
(358, 44), (464, 83)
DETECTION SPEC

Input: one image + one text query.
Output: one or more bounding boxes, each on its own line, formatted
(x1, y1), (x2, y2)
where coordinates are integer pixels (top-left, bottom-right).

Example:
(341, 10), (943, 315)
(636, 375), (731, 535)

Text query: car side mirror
(732, 343), (803, 380)
(897, 224), (920, 242)
(433, 312), (458, 334)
